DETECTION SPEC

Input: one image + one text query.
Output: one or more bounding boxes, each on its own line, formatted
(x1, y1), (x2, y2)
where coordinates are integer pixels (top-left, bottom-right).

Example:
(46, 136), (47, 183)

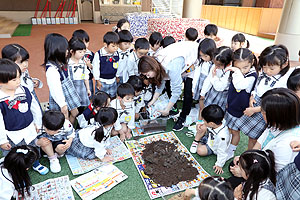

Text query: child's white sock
(48, 154), (58, 160)
(190, 140), (199, 154)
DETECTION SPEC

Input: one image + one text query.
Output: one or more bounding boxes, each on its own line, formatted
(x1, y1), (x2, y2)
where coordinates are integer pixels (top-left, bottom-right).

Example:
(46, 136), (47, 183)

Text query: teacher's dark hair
(138, 56), (167, 86)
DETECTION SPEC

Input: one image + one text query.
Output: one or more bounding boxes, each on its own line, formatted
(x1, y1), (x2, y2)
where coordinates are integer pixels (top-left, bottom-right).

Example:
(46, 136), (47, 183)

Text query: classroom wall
(201, 5), (282, 37)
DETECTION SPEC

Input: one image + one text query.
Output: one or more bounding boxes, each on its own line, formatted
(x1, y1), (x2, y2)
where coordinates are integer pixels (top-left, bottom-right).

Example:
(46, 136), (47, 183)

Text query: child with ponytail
(66, 107), (118, 162)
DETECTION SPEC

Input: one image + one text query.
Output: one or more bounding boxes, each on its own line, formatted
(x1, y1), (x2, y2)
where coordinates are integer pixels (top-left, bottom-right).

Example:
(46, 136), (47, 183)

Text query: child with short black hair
(2, 44), (43, 108)
(44, 33), (81, 124)
(204, 24), (218, 39)
(111, 83), (135, 141)
(185, 27), (198, 41)
(72, 29), (95, 99)
(190, 104), (232, 174)
(93, 31), (120, 98)
(148, 32), (163, 56)
(127, 38), (149, 77)
(67, 107), (118, 162)
(0, 59), (48, 175)
(184, 176), (234, 200)
(127, 75), (145, 119)
(161, 36), (175, 48)
(0, 145), (40, 199)
(68, 37), (91, 107)
(117, 30), (133, 83)
(37, 110), (74, 173)
(231, 33), (250, 51)
(77, 91), (111, 128)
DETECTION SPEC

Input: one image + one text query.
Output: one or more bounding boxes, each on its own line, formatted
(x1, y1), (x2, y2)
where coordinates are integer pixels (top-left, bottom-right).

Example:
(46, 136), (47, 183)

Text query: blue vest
(0, 87), (33, 131)
(227, 72), (257, 118)
(98, 50), (119, 79)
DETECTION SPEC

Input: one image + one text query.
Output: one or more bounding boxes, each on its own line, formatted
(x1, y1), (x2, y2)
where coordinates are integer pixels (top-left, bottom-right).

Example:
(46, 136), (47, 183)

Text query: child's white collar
(0, 86), (26, 102)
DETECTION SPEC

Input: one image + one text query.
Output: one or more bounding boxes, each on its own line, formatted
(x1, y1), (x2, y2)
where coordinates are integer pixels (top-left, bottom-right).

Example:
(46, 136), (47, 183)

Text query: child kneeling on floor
(66, 107), (117, 162)
(37, 110), (74, 173)
(190, 104), (232, 174)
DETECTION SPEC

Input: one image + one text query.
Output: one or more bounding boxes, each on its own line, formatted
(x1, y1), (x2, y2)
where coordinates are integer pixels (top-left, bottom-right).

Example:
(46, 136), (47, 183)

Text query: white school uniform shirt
(0, 166), (17, 200)
(125, 51), (139, 82)
(155, 41), (199, 73)
(68, 58), (89, 81)
(192, 61), (213, 94)
(0, 86), (42, 145)
(231, 67), (257, 93)
(46, 62), (67, 108)
(257, 126), (300, 172)
(117, 48), (131, 79)
(252, 68), (295, 98)
(78, 124), (112, 159)
(207, 121), (231, 168)
(110, 98), (135, 131)
(242, 179), (276, 200)
(200, 66), (231, 97)
(92, 47), (117, 84)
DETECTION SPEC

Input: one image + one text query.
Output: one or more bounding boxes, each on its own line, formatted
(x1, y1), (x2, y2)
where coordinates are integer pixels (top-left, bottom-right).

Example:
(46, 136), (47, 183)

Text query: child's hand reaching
(96, 81), (102, 90)
(125, 130), (132, 139)
(102, 156), (114, 162)
(0, 142), (11, 150)
(212, 66), (217, 77)
(196, 123), (207, 134)
(213, 165), (224, 174)
(62, 138), (73, 150)
(290, 140), (300, 152)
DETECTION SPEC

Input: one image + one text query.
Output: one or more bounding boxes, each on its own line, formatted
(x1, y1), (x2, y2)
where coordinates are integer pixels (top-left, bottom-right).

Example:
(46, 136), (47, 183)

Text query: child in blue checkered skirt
(234, 45), (295, 150)
(68, 37), (91, 107)
(224, 48), (258, 159)
(199, 46), (233, 117)
(92, 32), (120, 98)
(66, 107), (117, 162)
(72, 29), (95, 99)
(44, 33), (81, 125)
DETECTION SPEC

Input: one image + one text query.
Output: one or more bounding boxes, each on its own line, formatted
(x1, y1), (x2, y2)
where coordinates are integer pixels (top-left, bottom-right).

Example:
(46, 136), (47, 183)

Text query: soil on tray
(142, 140), (199, 187)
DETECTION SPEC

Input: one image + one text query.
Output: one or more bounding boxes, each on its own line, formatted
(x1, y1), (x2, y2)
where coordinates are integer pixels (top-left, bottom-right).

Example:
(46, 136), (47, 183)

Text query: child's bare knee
(197, 145), (208, 156)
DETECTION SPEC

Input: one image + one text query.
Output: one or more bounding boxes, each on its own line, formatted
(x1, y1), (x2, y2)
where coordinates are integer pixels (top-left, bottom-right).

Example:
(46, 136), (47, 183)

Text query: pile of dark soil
(142, 140), (199, 187)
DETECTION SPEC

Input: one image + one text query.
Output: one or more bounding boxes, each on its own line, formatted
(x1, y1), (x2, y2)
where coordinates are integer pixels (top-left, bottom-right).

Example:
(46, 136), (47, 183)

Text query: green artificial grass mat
(0, 108), (248, 199)
(12, 24), (32, 36)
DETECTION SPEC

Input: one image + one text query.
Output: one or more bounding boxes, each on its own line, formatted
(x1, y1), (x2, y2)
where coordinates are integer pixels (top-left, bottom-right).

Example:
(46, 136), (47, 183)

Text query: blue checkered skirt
(224, 112), (240, 131)
(66, 133), (96, 159)
(193, 73), (208, 100)
(49, 76), (82, 111)
(204, 87), (228, 112)
(73, 80), (90, 107)
(276, 163), (300, 200)
(96, 80), (117, 98)
(236, 95), (266, 139)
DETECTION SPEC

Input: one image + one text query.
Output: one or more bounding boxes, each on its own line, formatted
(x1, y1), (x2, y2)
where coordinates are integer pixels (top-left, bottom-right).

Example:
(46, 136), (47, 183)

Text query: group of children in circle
(0, 18), (300, 200)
